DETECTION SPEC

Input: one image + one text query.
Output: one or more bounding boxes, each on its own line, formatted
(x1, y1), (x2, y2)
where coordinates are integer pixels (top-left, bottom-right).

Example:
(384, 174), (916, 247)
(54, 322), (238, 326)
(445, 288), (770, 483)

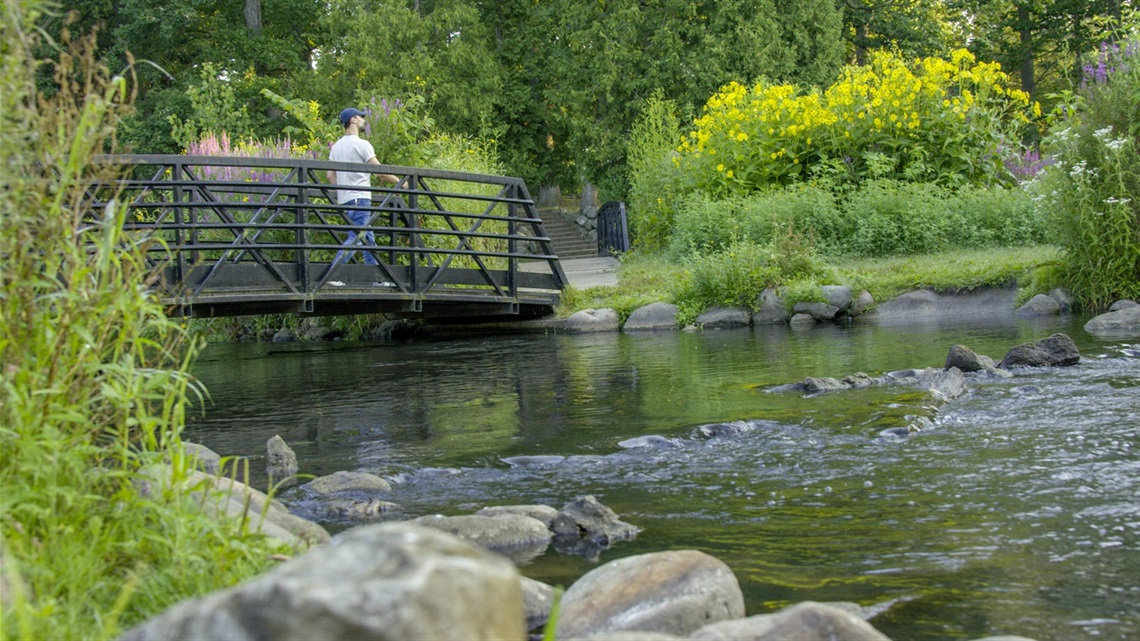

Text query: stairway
(536, 208), (598, 259)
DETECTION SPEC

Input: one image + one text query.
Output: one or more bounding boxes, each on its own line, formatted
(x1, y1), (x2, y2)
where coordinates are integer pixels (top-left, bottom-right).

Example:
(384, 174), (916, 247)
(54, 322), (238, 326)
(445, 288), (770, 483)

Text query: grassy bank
(557, 245), (1062, 325)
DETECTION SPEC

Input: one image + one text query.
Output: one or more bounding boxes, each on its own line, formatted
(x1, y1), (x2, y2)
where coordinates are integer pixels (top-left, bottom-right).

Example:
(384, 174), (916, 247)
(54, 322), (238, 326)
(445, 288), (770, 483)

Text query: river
(185, 313), (1139, 640)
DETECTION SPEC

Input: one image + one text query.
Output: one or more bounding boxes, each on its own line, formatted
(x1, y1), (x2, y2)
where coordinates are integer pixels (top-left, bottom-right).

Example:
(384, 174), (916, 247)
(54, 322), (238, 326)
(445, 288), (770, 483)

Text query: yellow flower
(726, 170), (734, 178)
(717, 164), (725, 172)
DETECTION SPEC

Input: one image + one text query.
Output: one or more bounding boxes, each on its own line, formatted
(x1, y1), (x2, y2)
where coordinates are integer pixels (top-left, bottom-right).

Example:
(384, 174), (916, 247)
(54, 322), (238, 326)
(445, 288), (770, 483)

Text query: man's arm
(326, 170), (336, 185)
(366, 156), (400, 185)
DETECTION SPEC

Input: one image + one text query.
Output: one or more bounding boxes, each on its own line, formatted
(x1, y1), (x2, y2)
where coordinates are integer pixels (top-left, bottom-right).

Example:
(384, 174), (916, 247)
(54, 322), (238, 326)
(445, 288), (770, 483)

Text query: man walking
(327, 107), (399, 266)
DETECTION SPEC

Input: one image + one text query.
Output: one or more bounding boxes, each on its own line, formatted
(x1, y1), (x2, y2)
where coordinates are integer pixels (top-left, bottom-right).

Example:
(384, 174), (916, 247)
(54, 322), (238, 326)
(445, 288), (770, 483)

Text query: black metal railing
(87, 155), (569, 319)
(597, 200), (629, 256)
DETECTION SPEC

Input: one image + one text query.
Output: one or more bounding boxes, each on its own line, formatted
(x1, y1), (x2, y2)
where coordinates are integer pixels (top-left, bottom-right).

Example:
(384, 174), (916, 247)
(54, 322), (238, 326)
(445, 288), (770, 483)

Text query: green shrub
(670, 185), (842, 257)
(627, 91), (685, 250)
(676, 48), (1036, 194)
(673, 231), (829, 322)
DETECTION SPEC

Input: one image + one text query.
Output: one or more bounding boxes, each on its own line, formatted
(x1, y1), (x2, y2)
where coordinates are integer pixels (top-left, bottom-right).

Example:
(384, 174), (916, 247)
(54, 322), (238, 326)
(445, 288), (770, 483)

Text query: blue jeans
(333, 198), (378, 266)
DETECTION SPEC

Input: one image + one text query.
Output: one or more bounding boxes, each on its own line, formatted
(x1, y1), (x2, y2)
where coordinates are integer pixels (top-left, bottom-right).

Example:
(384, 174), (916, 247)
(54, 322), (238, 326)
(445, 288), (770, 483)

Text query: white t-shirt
(329, 134), (377, 204)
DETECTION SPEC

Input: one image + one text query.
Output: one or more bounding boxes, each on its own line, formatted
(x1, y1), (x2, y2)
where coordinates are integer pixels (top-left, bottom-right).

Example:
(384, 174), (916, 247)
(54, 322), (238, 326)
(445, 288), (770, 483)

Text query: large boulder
(753, 288), (787, 325)
(411, 514), (552, 564)
(820, 285), (854, 312)
(555, 550), (745, 639)
(998, 333), (1081, 368)
(793, 302), (841, 321)
(945, 344), (995, 373)
(182, 442), (222, 475)
(1084, 305), (1140, 336)
(566, 308), (621, 333)
(696, 307), (751, 329)
(1016, 294), (1062, 317)
(623, 302), (679, 331)
(117, 523), (525, 641)
(691, 601), (891, 641)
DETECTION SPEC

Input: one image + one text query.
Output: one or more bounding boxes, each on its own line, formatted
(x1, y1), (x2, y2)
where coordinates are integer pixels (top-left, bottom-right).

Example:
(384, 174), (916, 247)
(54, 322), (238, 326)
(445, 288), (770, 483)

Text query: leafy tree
(536, 0), (845, 197)
(318, 0), (504, 142)
(841, 0), (956, 64)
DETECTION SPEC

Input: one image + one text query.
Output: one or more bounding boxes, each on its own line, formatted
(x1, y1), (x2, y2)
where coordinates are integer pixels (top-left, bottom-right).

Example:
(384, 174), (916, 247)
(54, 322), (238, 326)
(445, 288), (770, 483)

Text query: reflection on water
(186, 315), (1140, 641)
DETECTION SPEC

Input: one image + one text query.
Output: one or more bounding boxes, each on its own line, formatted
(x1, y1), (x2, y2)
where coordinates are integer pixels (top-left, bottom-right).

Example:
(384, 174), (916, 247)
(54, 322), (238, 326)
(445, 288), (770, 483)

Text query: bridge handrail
(86, 154), (570, 318)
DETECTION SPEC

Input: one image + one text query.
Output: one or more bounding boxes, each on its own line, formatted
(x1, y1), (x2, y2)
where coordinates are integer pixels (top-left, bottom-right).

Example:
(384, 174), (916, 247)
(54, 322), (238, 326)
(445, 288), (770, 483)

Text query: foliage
(1031, 37), (1140, 310)
(672, 228), (830, 324)
(168, 62), (255, 149)
(668, 180), (1043, 259)
(676, 48), (1037, 195)
(627, 90), (684, 251)
(538, 0), (845, 197)
(1, 11), (283, 639)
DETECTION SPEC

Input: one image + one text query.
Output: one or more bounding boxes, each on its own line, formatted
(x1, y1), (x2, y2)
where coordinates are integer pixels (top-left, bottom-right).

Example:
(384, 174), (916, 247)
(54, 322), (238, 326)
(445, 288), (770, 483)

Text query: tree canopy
(51, 0), (1135, 194)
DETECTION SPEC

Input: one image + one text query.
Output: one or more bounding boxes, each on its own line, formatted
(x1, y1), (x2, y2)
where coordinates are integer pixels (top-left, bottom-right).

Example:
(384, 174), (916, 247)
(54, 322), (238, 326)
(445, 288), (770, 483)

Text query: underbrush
(669, 181), (1044, 259)
(1, 12), (285, 640)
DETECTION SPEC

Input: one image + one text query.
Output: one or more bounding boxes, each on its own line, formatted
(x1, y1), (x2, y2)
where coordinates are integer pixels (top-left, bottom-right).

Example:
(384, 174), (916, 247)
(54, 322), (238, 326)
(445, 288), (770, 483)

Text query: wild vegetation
(0, 8), (286, 641)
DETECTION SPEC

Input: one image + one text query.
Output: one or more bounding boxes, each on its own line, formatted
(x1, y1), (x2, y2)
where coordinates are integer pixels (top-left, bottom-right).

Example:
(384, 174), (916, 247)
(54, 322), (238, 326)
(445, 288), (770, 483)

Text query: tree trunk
(245, 0), (262, 35)
(855, 22), (868, 65)
(1016, 4), (1035, 99)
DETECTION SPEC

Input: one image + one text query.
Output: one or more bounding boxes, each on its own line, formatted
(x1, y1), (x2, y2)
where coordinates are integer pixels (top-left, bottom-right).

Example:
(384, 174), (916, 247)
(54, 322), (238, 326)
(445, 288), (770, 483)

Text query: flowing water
(185, 314), (1140, 640)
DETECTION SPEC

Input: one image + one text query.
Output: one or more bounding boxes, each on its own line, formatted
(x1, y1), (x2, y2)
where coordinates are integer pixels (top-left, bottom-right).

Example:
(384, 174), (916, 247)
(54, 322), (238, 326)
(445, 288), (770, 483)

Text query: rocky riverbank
(116, 332), (1099, 640)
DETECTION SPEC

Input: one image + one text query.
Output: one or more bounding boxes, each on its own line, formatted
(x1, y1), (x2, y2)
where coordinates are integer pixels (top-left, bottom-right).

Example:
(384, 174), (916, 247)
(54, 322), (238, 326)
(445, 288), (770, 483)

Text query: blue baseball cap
(339, 107), (367, 126)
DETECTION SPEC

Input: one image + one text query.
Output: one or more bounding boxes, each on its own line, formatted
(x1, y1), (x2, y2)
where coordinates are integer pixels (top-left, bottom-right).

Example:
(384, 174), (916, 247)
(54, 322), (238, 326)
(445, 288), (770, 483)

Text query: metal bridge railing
(88, 155), (569, 319)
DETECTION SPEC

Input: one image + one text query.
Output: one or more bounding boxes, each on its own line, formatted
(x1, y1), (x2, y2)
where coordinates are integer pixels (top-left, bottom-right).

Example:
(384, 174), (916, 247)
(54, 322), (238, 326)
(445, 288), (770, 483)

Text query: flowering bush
(676, 49), (1037, 195)
(1028, 36), (1140, 311)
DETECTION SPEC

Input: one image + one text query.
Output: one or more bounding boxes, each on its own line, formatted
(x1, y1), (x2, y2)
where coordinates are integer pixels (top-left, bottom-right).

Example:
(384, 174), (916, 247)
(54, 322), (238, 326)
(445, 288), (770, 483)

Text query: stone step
(536, 208), (598, 259)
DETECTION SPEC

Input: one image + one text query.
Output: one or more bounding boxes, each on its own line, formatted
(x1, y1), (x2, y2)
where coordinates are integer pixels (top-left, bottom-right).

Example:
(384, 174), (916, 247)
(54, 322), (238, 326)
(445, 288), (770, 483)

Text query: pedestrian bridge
(91, 155), (571, 321)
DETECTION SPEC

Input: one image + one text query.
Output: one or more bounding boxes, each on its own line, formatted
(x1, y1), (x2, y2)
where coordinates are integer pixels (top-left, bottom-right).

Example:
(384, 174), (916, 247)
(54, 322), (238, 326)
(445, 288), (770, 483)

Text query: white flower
(1093, 126), (1115, 141)
(1105, 196), (1132, 205)
(1106, 138), (1128, 151)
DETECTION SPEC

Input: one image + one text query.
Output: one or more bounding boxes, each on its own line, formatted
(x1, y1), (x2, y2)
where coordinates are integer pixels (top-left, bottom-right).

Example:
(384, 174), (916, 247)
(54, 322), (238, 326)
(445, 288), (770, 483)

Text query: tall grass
(1, 9), (282, 639)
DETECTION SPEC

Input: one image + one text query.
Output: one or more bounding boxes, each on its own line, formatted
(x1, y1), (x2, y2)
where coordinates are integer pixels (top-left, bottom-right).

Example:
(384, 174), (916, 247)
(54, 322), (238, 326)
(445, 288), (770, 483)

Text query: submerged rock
(550, 496), (640, 559)
(618, 435), (682, 449)
(500, 455), (565, 467)
(693, 421), (759, 439)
